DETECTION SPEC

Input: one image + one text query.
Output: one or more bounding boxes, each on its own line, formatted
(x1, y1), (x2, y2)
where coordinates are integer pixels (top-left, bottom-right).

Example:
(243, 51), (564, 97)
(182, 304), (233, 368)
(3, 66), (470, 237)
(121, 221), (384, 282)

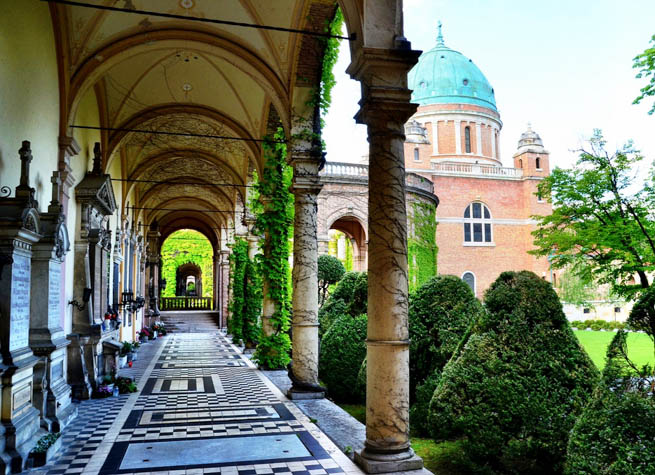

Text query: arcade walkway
(29, 332), (360, 475)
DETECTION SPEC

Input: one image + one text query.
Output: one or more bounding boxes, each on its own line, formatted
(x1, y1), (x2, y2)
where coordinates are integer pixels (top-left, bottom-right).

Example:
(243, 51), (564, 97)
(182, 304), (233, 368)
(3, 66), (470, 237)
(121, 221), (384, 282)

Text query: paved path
(30, 332), (361, 474)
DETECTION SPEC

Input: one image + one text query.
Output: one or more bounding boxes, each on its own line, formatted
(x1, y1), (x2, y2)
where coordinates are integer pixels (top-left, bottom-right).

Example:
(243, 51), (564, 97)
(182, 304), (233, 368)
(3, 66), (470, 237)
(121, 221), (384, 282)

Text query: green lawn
(573, 330), (654, 370)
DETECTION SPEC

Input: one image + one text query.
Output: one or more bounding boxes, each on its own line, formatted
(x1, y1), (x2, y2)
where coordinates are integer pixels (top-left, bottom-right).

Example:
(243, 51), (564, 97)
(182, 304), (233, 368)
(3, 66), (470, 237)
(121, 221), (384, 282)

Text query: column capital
(290, 153), (323, 195)
(347, 47), (420, 127)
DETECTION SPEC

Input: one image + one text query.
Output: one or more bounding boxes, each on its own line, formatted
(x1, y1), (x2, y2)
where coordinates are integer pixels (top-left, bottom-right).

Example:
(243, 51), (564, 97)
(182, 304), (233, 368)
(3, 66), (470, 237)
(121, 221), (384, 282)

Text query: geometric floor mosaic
(28, 329), (360, 474)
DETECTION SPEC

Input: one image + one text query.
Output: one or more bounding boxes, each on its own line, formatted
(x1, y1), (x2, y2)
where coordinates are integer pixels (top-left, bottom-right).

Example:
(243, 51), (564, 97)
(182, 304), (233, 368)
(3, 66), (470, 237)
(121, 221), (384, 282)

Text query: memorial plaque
(51, 360), (64, 381)
(10, 254), (30, 351)
(12, 383), (32, 415)
(48, 263), (61, 327)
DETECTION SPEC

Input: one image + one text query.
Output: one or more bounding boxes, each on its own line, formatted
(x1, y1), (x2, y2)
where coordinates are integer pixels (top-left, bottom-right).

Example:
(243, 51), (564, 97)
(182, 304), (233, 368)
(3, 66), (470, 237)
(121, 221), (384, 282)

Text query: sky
(323, 0), (655, 173)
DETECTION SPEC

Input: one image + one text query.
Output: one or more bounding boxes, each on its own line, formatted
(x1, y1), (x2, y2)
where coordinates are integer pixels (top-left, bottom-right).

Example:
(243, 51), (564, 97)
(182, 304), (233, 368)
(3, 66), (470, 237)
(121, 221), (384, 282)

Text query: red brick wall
(433, 174), (552, 297)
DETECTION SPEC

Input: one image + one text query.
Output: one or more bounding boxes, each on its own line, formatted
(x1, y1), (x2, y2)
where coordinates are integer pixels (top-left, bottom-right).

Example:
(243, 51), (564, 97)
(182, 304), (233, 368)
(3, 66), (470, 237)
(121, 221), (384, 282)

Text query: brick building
(403, 24), (553, 296)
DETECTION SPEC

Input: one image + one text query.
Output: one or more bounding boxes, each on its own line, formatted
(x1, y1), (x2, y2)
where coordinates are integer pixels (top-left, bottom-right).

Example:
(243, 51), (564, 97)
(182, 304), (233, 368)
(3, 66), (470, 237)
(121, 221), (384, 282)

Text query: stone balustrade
(427, 162), (524, 178)
(320, 162), (435, 195)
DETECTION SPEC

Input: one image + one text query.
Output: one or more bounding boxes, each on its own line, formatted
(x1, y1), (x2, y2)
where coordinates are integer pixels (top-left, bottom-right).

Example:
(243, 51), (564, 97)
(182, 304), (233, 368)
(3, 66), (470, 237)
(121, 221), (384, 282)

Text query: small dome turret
(516, 123), (546, 153)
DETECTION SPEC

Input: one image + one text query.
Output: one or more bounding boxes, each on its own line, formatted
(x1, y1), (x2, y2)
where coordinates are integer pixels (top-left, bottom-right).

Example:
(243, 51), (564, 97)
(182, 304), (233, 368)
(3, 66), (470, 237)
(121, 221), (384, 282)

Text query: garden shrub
(408, 275), (482, 400)
(318, 298), (348, 337)
(566, 330), (655, 474)
(318, 254), (345, 307)
(347, 272), (368, 317)
(429, 271), (598, 474)
(318, 271), (366, 337)
(409, 371), (440, 436)
(566, 290), (655, 474)
(319, 314), (368, 402)
(330, 271), (360, 303)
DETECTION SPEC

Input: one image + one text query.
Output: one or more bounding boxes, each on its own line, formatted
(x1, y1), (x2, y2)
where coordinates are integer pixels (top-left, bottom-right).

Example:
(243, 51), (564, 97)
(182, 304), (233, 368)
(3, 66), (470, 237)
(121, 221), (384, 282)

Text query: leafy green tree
(429, 271), (598, 474)
(633, 34), (655, 115)
(317, 254), (345, 307)
(532, 130), (655, 298)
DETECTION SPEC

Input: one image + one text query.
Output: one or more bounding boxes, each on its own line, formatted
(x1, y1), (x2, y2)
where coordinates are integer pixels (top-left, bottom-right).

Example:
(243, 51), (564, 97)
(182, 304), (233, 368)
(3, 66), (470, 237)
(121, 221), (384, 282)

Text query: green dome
(408, 24), (497, 111)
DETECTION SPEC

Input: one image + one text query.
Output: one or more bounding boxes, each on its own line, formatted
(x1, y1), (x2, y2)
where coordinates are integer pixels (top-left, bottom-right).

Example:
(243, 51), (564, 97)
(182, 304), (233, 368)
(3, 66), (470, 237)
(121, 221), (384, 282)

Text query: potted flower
(131, 340), (140, 361)
(120, 341), (132, 367)
(152, 321), (166, 337)
(94, 384), (113, 399)
(29, 432), (62, 467)
(138, 327), (150, 342)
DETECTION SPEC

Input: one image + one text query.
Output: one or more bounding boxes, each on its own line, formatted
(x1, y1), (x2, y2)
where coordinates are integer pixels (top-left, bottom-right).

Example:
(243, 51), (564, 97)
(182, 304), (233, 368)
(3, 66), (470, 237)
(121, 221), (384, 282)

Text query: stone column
(219, 250), (230, 329)
(29, 172), (77, 432)
(348, 48), (424, 472)
(146, 223), (161, 324)
(0, 141), (45, 472)
(288, 153), (325, 399)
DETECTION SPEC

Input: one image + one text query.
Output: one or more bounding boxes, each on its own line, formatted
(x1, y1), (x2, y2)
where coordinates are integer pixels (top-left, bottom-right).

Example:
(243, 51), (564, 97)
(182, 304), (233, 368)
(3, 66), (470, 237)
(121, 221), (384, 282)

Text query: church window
(462, 272), (476, 296)
(519, 159), (523, 168)
(414, 147), (420, 161)
(536, 156), (541, 169)
(465, 126), (471, 153)
(463, 202), (492, 243)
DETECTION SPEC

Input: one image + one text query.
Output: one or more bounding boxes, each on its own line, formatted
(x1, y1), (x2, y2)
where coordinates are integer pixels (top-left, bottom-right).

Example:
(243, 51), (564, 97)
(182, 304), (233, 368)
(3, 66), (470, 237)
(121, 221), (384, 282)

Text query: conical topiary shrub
(428, 271), (598, 474)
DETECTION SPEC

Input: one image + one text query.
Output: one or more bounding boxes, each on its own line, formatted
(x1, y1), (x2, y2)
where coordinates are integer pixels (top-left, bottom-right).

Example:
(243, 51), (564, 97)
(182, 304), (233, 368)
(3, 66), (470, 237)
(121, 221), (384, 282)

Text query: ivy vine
(408, 201), (438, 292)
(252, 128), (295, 369)
(228, 237), (261, 348)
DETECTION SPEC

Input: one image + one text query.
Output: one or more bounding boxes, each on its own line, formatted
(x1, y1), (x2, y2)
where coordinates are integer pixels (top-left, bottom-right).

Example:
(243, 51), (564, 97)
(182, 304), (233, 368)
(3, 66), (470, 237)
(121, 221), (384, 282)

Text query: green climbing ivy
(228, 238), (248, 344)
(252, 128), (294, 369)
(408, 201), (438, 292)
(317, 8), (344, 118)
(228, 238), (261, 347)
(160, 229), (213, 298)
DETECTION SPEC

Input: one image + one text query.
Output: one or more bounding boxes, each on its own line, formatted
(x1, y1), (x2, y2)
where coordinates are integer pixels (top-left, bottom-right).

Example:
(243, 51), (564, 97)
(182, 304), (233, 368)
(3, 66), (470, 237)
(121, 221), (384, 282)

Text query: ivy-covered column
(288, 153), (325, 399)
(219, 249), (230, 329)
(349, 47), (424, 472)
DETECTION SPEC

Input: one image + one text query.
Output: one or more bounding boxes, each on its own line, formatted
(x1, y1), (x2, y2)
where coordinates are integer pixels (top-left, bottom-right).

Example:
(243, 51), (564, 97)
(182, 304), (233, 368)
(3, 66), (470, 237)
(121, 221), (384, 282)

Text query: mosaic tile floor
(29, 331), (361, 474)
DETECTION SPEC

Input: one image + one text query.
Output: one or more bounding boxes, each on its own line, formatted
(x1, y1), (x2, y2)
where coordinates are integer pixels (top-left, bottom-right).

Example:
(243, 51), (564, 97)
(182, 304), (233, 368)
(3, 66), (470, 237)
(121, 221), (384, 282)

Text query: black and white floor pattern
(29, 331), (359, 474)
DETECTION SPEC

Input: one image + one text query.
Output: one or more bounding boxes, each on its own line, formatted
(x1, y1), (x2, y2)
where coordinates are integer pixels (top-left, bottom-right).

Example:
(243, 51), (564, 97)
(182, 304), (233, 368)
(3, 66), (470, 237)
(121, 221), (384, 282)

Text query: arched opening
(328, 215), (368, 272)
(160, 229), (214, 310)
(462, 271), (476, 296)
(465, 126), (472, 153)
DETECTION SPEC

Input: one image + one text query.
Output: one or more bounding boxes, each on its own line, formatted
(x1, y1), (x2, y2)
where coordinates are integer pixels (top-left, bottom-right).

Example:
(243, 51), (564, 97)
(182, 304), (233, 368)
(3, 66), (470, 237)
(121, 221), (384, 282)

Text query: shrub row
(570, 319), (626, 331)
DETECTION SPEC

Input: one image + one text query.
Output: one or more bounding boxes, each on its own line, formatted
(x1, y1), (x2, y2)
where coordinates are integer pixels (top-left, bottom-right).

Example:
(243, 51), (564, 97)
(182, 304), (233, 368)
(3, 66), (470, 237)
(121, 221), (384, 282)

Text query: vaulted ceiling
(51, 0), (345, 248)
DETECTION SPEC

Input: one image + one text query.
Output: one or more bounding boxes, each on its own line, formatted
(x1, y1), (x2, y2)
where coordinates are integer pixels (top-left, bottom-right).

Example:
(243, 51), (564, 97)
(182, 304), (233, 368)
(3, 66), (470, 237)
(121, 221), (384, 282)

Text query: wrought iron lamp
(69, 287), (92, 310)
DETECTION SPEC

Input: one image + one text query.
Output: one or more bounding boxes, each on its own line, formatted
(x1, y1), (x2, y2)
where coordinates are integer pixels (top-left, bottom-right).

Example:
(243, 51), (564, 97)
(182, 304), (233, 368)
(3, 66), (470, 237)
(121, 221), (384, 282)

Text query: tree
(317, 254), (345, 307)
(532, 130), (655, 298)
(633, 34), (655, 115)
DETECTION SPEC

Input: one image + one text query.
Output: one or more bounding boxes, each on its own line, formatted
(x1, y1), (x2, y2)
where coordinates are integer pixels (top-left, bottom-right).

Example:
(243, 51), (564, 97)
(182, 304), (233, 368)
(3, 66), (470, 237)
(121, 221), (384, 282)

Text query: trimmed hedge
(318, 314), (368, 402)
(570, 319), (627, 331)
(348, 272), (368, 317)
(429, 271), (598, 474)
(408, 275), (482, 398)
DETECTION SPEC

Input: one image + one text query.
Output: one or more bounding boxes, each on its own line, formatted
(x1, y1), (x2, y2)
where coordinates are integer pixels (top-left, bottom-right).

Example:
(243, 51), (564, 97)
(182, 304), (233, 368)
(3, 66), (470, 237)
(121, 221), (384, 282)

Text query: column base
(287, 387), (325, 400)
(354, 448), (423, 474)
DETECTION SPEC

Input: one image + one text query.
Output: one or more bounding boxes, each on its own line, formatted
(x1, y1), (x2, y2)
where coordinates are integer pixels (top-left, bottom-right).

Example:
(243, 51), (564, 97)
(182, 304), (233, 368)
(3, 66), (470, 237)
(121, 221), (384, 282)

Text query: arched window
(462, 271), (476, 296)
(463, 202), (492, 243)
(464, 126), (471, 153)
(414, 147), (420, 161)
(519, 159), (523, 168)
(536, 156), (541, 169)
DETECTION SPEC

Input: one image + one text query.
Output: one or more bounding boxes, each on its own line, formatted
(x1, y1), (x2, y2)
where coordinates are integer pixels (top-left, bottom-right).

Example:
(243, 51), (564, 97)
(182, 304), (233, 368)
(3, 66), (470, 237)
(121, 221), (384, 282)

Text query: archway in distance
(160, 229), (214, 307)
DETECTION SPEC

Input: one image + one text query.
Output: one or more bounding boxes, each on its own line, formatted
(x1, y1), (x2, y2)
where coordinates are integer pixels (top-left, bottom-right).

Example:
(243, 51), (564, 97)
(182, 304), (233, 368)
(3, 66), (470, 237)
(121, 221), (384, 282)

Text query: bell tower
(513, 124), (549, 177)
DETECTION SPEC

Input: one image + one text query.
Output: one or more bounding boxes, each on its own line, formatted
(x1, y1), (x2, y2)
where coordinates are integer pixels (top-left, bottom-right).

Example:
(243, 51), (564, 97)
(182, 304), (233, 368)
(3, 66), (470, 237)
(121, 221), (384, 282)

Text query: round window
(463, 79), (469, 86)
